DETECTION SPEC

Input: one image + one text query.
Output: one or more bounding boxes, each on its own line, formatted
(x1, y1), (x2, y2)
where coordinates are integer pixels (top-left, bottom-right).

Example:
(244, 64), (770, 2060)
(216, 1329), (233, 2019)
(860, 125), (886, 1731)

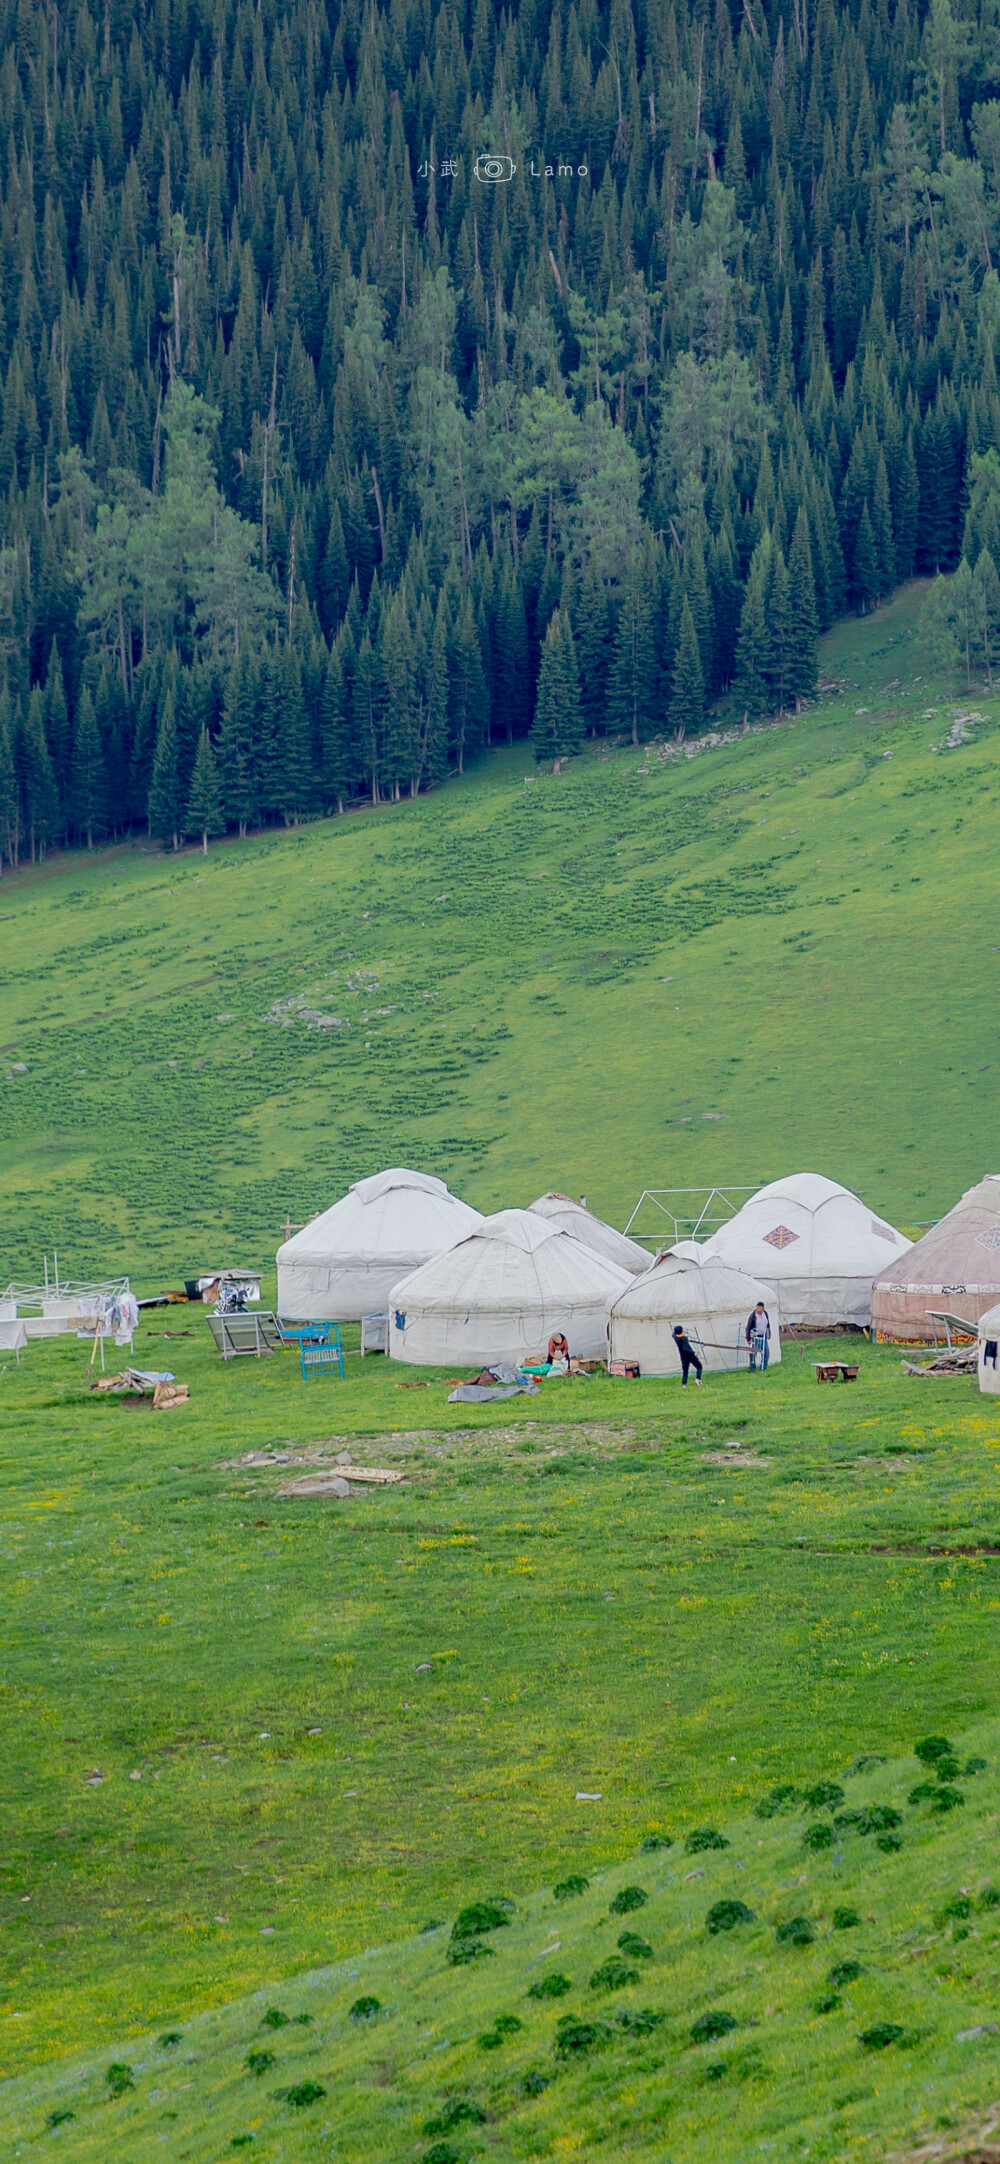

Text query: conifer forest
(3, 0), (1000, 858)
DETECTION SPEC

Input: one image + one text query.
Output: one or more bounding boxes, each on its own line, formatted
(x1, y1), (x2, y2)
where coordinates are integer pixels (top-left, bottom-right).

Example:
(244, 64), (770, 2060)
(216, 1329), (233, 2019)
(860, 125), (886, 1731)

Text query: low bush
(914, 1736), (952, 1766)
(775, 1916), (815, 1947)
(422, 2099), (487, 2135)
(553, 1875), (588, 1901)
(858, 2022), (904, 2050)
(639, 1834), (673, 1852)
(832, 1907), (862, 1929)
(527, 1973), (572, 2000)
(685, 1827), (729, 1853)
(706, 1900), (755, 1934)
(755, 1785), (799, 1819)
(105, 2064), (134, 2098)
(618, 2007), (665, 2035)
(828, 1960), (864, 1986)
(590, 1956), (640, 1991)
(278, 2082), (326, 2108)
(609, 1885), (648, 1915)
(447, 1940), (495, 1967)
(349, 1996), (381, 2022)
(478, 2014), (522, 2049)
(815, 1993), (841, 2014)
(554, 2016), (608, 2058)
(691, 2010), (737, 2043)
(617, 1930), (653, 1959)
(451, 1900), (512, 1940)
(803, 1823), (834, 1851)
(245, 2050), (274, 2077)
(804, 1781), (844, 1810)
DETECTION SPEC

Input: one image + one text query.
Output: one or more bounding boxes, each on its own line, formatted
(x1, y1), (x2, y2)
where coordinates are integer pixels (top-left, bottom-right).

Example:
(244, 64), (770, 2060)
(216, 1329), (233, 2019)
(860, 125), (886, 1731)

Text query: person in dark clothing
(672, 1323), (703, 1385)
(745, 1302), (771, 1371)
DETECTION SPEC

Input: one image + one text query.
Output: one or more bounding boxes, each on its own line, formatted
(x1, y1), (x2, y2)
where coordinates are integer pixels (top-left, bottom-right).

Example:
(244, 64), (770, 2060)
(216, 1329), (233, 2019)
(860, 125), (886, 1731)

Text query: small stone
(957, 2023), (999, 2041)
(329, 1477), (351, 1497)
(415, 1661), (434, 1673)
(336, 1452), (352, 1467)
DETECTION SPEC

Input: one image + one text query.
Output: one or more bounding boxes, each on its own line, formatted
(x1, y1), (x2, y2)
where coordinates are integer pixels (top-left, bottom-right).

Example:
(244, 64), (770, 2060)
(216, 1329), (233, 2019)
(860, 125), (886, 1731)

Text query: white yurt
(702, 1174), (911, 1328)
(276, 1169), (483, 1321)
(607, 1251), (781, 1375)
(872, 1174), (1000, 1341)
(388, 1208), (632, 1366)
(528, 1192), (650, 1274)
(978, 1301), (1000, 1395)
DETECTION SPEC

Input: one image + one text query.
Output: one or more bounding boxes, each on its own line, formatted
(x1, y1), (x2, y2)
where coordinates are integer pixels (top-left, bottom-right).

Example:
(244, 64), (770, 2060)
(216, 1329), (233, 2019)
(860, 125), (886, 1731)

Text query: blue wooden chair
(298, 1324), (344, 1380)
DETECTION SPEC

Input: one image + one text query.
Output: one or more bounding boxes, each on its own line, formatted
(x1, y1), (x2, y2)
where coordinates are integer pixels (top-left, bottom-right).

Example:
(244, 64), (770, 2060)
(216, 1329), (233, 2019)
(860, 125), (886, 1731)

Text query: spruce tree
(766, 550), (792, 716)
(610, 547), (657, 745)
(185, 726), (224, 853)
(149, 689), (182, 850)
(853, 504), (880, 612)
(22, 690), (58, 861)
(787, 509), (819, 705)
(733, 561), (770, 721)
(530, 609), (584, 764)
(0, 689), (17, 869)
(70, 687), (107, 848)
(668, 597), (705, 742)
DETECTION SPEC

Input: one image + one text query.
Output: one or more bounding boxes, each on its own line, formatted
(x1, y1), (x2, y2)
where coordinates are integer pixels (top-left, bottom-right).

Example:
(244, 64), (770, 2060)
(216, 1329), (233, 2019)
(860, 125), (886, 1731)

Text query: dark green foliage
(755, 1786), (799, 1820)
(803, 1823), (835, 1851)
(451, 1901), (512, 1940)
(835, 1806), (902, 1837)
(590, 1957), (640, 1992)
(105, 2064), (134, 2097)
(804, 1782), (845, 1812)
(554, 2017), (608, 2058)
(422, 2146), (461, 2164)
(245, 2050), (274, 2076)
(814, 1994), (842, 2015)
(706, 1901), (755, 1935)
(609, 1886), (649, 1914)
(262, 2009), (291, 2029)
(618, 2008), (665, 2036)
(775, 1917), (815, 1947)
(639, 1835), (673, 1853)
(478, 2014), (522, 2048)
(691, 2010), (737, 2043)
(828, 1962), (865, 1987)
(876, 1834), (904, 1853)
(530, 610), (584, 764)
(617, 1932), (653, 1960)
(522, 2070), (552, 2096)
(527, 1974), (573, 2000)
(929, 1786), (965, 1813)
(685, 1828), (729, 1854)
(858, 2024), (904, 2051)
(832, 1908), (862, 1931)
(349, 1998), (381, 2023)
(275, 2082), (326, 2107)
(230, 2141), (255, 2151)
(914, 1736), (953, 1766)
(158, 2033), (182, 2048)
(668, 598), (704, 743)
(446, 1940), (495, 1967)
(423, 2099), (488, 2135)
(965, 1758), (989, 1776)
(553, 1877), (588, 1902)
(46, 2111), (75, 2127)
(978, 1887), (1000, 1909)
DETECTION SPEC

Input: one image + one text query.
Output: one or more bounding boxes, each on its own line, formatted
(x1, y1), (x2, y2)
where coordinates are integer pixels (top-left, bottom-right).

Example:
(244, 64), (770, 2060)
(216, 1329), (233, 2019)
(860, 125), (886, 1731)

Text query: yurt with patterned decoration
(701, 1174), (911, 1328)
(872, 1174), (1000, 1342)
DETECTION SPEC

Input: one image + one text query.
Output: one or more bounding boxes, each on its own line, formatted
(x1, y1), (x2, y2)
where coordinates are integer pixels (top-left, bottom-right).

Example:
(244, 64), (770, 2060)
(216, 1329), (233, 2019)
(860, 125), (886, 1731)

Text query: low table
(814, 1360), (859, 1383)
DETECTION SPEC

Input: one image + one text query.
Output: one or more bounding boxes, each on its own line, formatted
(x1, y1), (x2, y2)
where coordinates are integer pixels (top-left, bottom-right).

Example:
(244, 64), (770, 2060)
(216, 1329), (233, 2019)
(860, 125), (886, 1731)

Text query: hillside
(0, 583), (997, 1281)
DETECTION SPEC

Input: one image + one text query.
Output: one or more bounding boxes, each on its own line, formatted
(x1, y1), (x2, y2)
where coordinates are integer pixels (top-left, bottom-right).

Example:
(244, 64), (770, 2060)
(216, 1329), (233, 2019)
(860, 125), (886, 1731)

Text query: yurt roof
(609, 1250), (776, 1321)
(528, 1192), (650, 1272)
(390, 1208), (632, 1310)
(277, 1167), (482, 1266)
(705, 1173), (910, 1276)
(874, 1175), (1000, 1293)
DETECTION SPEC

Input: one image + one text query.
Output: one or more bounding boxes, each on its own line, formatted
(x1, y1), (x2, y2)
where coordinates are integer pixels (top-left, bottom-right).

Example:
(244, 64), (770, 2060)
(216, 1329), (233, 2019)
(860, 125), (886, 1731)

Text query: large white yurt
(872, 1175), (1000, 1342)
(978, 1301), (1000, 1395)
(607, 1251), (781, 1375)
(528, 1192), (650, 1274)
(702, 1173), (911, 1328)
(388, 1209), (632, 1366)
(276, 1169), (483, 1321)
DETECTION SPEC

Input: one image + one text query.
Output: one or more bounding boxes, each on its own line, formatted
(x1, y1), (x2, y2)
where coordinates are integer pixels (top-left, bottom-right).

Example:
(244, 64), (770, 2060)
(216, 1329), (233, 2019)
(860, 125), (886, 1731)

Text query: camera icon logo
(474, 153), (516, 183)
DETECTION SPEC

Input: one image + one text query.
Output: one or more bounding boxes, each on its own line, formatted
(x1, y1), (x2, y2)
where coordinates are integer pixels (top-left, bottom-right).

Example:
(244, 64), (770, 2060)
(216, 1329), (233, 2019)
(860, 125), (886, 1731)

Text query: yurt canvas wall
(276, 1169), (483, 1321)
(388, 1209), (632, 1366)
(607, 1253), (780, 1375)
(528, 1193), (650, 1274)
(978, 1301), (1000, 1396)
(872, 1175), (1000, 1342)
(703, 1174), (910, 1327)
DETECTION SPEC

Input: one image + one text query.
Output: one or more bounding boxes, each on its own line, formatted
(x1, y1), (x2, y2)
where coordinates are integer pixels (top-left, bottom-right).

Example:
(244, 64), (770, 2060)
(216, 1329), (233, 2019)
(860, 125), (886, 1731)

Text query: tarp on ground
(528, 1193), (651, 1274)
(607, 1251), (781, 1375)
(872, 1174), (1000, 1342)
(276, 1168), (483, 1321)
(702, 1172), (910, 1327)
(388, 1208), (632, 1366)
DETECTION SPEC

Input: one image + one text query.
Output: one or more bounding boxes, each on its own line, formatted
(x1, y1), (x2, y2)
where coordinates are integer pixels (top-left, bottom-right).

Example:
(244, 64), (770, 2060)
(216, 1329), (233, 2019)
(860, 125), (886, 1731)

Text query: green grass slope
(2, 1716), (999, 2163)
(0, 581), (996, 1276)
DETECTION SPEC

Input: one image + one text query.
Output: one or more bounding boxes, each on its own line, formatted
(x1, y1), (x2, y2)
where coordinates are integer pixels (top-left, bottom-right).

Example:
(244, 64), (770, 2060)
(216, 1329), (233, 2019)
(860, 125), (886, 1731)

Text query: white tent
(277, 1169), (483, 1321)
(388, 1208), (632, 1366)
(607, 1251), (780, 1375)
(872, 1174), (1000, 1341)
(702, 1173), (911, 1328)
(978, 1301), (1000, 1395)
(528, 1192), (650, 1274)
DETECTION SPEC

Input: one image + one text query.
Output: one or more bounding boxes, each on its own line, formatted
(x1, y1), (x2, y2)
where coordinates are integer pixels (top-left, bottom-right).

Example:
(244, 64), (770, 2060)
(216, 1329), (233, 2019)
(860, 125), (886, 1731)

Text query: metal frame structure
(622, 1187), (758, 1252)
(2, 1272), (130, 1315)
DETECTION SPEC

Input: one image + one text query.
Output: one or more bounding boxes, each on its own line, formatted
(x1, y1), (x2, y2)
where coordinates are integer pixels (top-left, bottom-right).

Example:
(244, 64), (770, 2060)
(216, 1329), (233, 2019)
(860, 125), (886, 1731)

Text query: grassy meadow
(2, 588), (1000, 2158)
(0, 580), (997, 1271)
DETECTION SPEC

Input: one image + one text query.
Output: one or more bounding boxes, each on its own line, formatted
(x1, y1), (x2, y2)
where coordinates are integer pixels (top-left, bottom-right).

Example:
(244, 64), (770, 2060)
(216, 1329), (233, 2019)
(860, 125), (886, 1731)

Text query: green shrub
(706, 1900), (755, 1934)
(876, 1832), (903, 1852)
(965, 1756), (989, 1775)
(262, 2008), (290, 2029)
(245, 2049), (274, 2077)
(609, 1885), (648, 1915)
(158, 2032), (182, 2048)
(804, 1780), (844, 1810)
(836, 1804), (901, 1836)
(349, 1996), (381, 2022)
(754, 1785), (799, 1819)
(804, 1822), (834, 1851)
(590, 1956), (640, 1991)
(478, 2014), (522, 2048)
(828, 1960), (864, 1986)
(775, 1916), (815, 1946)
(553, 1875), (589, 1901)
(278, 2082), (326, 2108)
(832, 1907), (862, 1929)
(618, 2007), (665, 2035)
(230, 2141), (254, 2151)
(105, 2063), (134, 2098)
(908, 1782), (940, 1805)
(554, 2016), (608, 2058)
(451, 1900), (513, 1940)
(858, 2022), (904, 2050)
(914, 1735), (952, 1765)
(639, 1834), (673, 1852)
(929, 1753), (962, 1781)
(814, 1993), (841, 2014)
(528, 1972), (573, 1999)
(446, 1939), (495, 1967)
(422, 2099), (487, 2135)
(523, 2070), (551, 2095)
(46, 2111), (75, 2128)
(617, 1930), (653, 1959)
(978, 1886), (1000, 1910)
(929, 1785), (965, 1813)
(685, 1827), (729, 1853)
(691, 2010), (737, 2043)
(422, 2145), (461, 2164)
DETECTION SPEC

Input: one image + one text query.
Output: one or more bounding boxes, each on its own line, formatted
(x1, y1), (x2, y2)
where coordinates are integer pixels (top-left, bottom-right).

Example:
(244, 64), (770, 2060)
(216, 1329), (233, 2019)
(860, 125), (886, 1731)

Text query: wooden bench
(814, 1360), (860, 1383)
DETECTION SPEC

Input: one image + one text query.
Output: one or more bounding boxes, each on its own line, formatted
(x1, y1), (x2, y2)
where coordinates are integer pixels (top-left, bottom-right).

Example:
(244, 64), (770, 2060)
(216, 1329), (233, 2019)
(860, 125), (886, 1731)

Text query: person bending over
(672, 1323), (703, 1386)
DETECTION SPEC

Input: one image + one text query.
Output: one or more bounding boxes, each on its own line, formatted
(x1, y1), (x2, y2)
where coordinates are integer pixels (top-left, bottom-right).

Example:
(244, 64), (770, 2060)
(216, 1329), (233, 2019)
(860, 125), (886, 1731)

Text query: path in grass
(0, 583), (997, 1276)
(2, 1321), (998, 2070)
